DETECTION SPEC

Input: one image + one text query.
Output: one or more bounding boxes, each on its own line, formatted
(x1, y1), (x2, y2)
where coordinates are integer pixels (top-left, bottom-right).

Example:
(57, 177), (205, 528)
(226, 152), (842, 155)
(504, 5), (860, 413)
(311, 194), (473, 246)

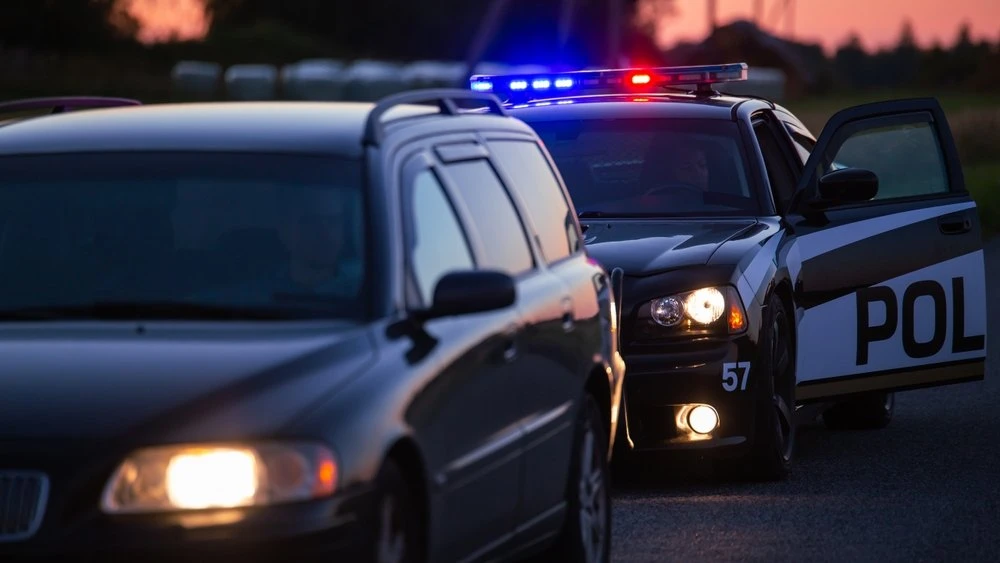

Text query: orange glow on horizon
(126, 0), (209, 44)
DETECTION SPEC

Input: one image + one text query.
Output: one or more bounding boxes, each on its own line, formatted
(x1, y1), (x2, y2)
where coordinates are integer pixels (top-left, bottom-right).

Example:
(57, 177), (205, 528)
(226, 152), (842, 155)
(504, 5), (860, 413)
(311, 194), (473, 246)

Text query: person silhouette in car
(639, 140), (712, 205)
(195, 186), (362, 305)
(273, 186), (360, 295)
(671, 144), (710, 192)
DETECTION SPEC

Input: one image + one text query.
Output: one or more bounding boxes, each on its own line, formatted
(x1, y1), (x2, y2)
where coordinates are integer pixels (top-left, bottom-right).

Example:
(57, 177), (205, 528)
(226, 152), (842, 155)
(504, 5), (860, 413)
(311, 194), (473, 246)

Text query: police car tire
(740, 293), (796, 482)
(821, 392), (895, 430)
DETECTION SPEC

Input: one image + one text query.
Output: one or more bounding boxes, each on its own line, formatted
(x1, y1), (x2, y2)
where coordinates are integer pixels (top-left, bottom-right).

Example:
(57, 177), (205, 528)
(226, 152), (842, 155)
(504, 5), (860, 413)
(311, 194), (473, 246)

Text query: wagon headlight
(645, 286), (747, 334)
(100, 442), (337, 514)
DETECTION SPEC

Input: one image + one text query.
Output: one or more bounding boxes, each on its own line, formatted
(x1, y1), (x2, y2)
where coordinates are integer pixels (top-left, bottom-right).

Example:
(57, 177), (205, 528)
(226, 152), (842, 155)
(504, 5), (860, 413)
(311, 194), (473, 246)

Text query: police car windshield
(530, 118), (761, 217)
(0, 152), (369, 321)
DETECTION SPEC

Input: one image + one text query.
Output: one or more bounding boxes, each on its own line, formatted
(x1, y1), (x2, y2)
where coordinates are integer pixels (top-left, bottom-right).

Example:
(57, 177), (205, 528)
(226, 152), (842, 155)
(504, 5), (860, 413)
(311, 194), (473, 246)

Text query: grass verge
(966, 163), (1000, 237)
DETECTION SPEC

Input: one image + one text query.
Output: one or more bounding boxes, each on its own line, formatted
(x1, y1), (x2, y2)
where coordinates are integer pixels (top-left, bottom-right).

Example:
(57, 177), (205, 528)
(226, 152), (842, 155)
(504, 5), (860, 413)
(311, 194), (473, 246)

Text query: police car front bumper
(618, 334), (761, 457)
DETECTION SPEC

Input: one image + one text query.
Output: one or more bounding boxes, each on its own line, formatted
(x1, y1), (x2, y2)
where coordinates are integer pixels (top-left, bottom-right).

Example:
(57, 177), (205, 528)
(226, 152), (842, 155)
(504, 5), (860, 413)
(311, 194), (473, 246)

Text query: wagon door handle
(561, 312), (575, 332)
(561, 297), (575, 332)
(939, 215), (971, 235)
(502, 339), (518, 362)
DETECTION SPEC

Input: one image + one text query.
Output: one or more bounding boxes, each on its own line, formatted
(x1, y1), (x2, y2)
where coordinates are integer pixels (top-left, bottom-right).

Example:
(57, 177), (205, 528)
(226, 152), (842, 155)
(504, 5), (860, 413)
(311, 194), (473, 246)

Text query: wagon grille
(0, 471), (49, 542)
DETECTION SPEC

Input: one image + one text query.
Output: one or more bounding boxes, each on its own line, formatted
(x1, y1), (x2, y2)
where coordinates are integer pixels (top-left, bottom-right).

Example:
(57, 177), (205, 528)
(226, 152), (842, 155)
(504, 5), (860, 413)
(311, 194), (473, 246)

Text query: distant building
(662, 19), (832, 99)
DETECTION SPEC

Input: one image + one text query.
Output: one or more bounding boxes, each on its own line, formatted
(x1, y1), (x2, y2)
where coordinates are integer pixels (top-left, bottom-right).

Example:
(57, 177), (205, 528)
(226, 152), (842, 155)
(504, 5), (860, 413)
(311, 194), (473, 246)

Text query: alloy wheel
(578, 424), (608, 563)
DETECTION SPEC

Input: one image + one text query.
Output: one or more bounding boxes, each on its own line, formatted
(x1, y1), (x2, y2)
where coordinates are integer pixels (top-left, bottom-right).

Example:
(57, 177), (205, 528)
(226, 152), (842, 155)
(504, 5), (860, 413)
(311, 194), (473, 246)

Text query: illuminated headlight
(647, 286), (747, 333)
(100, 442), (337, 514)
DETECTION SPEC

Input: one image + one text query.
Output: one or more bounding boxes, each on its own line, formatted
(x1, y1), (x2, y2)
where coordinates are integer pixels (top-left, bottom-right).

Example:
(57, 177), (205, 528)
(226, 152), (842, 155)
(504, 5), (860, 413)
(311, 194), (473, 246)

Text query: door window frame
(398, 150), (479, 310)
(751, 110), (803, 215)
(791, 99), (970, 214)
(433, 146), (541, 279)
(483, 133), (585, 268)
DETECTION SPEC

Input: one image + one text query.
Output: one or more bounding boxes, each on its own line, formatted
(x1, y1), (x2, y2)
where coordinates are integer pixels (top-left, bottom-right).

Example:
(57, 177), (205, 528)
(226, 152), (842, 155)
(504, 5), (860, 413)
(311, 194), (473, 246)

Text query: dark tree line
(1, 0), (137, 52)
(832, 21), (999, 90)
(0, 0), (657, 67)
(201, 0), (657, 66)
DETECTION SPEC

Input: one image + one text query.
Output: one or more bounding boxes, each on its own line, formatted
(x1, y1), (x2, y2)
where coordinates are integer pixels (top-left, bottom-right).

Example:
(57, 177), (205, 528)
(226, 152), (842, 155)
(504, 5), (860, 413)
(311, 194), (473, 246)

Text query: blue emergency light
(469, 63), (749, 101)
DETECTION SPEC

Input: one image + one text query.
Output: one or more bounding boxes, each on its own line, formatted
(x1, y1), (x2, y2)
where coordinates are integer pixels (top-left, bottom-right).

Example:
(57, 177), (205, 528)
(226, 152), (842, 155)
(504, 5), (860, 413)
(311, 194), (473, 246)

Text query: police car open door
(787, 98), (987, 402)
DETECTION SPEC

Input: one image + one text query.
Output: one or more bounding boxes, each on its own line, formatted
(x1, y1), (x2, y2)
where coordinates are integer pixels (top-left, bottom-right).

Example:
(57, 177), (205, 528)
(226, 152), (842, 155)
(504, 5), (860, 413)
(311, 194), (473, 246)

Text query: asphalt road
(609, 236), (1000, 563)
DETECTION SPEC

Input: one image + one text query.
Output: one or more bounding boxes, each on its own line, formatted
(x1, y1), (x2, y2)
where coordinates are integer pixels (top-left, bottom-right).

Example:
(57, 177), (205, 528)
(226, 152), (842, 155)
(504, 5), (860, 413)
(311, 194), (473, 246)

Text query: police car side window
(825, 121), (949, 200)
(753, 120), (798, 213)
(443, 159), (535, 276)
(408, 169), (475, 305)
(787, 129), (815, 165)
(488, 140), (579, 264)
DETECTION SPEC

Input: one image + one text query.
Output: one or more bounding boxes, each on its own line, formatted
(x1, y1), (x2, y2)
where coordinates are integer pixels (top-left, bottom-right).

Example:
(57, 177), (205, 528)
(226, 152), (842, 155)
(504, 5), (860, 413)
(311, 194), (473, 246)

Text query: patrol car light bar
(469, 63), (748, 100)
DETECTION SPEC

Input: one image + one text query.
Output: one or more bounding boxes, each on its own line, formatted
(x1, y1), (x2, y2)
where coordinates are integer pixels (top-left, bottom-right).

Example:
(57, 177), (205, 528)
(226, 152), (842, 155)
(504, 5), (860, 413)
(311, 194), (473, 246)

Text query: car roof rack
(362, 88), (507, 146)
(0, 96), (142, 117)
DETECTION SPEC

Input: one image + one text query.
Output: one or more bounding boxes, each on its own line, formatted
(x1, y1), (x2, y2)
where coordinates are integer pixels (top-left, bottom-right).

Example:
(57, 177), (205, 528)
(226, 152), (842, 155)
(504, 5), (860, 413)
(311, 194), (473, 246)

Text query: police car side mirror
(817, 168), (879, 205)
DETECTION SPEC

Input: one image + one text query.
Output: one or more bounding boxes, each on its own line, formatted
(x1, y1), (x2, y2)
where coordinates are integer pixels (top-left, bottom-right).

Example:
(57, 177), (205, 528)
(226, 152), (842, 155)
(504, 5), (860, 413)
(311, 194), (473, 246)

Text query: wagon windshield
(0, 152), (369, 321)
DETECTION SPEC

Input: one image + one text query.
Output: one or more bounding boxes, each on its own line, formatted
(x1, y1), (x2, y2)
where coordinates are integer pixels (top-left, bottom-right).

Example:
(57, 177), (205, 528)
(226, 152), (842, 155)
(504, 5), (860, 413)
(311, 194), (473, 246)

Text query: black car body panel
(0, 92), (623, 562)
(0, 323), (374, 442)
(582, 219), (758, 276)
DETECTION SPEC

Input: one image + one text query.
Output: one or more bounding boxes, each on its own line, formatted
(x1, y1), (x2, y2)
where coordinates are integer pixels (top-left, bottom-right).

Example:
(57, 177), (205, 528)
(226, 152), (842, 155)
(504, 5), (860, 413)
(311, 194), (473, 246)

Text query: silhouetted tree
(891, 19), (920, 85)
(631, 0), (677, 39)
(200, 0), (665, 67)
(897, 20), (916, 49)
(0, 0), (137, 52)
(833, 32), (869, 87)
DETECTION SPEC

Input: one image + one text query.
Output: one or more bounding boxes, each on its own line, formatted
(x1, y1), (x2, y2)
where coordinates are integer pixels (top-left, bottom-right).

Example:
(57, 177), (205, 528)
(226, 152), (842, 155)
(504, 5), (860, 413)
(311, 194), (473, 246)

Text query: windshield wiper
(272, 292), (354, 304)
(0, 301), (302, 321)
(579, 211), (717, 219)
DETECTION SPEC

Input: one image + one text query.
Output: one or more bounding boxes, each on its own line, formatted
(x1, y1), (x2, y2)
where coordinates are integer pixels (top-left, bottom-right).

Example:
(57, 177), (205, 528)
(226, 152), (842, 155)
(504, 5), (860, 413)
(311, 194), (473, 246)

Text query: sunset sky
(660, 0), (999, 52)
(127, 0), (999, 53)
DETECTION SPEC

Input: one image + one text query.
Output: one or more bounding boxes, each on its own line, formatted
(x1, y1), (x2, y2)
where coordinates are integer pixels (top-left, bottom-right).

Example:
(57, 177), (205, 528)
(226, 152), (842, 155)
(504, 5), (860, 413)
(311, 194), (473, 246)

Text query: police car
(468, 63), (989, 480)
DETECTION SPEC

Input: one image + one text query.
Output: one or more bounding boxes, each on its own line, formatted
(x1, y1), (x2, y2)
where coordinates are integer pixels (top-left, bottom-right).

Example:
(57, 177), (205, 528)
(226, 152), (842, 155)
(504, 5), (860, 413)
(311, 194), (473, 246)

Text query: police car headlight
(651, 296), (685, 326)
(644, 286), (747, 335)
(683, 288), (726, 324)
(100, 442), (337, 514)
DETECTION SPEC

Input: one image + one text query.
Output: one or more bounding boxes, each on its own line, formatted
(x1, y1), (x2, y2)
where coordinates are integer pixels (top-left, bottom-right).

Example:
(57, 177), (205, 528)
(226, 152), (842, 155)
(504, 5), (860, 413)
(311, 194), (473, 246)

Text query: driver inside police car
(670, 144), (710, 192)
(640, 138), (712, 198)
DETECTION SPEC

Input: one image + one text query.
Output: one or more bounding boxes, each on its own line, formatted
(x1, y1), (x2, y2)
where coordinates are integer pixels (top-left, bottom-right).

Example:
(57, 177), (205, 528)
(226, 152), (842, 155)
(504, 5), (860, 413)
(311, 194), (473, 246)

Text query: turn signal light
(728, 302), (746, 332)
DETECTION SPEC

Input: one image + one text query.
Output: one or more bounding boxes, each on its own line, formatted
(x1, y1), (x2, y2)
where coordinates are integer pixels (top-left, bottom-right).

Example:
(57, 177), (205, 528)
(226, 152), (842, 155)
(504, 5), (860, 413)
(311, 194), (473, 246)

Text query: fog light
(688, 405), (719, 434)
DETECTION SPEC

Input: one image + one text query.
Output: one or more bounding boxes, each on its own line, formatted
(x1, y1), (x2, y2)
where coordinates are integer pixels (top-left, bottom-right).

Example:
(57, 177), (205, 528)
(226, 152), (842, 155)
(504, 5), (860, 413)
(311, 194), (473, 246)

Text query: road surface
(610, 236), (1000, 562)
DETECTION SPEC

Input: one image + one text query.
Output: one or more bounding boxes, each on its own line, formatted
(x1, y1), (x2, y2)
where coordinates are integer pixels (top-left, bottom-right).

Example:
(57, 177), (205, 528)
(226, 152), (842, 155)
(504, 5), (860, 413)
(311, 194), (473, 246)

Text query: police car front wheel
(724, 292), (797, 482)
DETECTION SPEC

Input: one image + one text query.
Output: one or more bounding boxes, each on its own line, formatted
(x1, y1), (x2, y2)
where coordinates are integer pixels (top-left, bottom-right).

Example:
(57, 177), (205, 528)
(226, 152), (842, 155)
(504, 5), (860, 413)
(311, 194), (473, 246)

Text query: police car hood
(582, 218), (757, 276)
